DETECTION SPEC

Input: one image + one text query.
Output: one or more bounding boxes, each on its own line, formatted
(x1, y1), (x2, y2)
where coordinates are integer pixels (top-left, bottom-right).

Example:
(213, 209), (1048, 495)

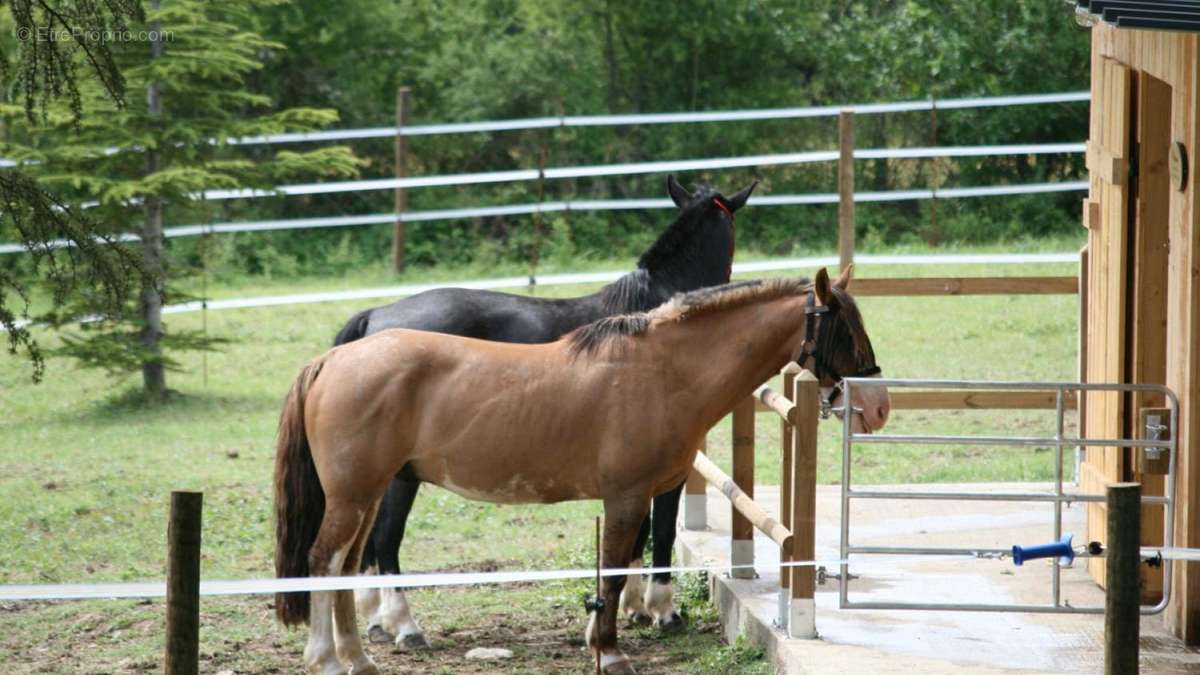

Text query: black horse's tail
(333, 309), (372, 345)
(274, 356), (329, 626)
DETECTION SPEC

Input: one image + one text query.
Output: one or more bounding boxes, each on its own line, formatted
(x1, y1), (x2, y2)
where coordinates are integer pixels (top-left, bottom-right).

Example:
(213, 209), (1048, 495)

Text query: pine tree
(1, 0), (362, 398)
(1, 1), (145, 383)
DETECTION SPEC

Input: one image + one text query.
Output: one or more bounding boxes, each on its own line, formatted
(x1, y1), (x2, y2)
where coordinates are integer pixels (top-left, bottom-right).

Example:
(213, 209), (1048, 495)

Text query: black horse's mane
(597, 187), (730, 315)
(598, 268), (657, 315)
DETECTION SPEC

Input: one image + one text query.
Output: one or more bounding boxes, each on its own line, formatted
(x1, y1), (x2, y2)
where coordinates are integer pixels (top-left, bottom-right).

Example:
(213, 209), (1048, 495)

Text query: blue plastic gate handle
(1012, 534), (1074, 566)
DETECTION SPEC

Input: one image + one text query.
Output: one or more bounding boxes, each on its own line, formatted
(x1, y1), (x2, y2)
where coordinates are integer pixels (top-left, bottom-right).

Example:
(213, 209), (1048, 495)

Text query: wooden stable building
(1073, 0), (1200, 641)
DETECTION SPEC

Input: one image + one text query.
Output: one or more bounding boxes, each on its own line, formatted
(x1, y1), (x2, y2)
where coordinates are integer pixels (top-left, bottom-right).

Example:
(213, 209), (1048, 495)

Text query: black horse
(337, 176), (755, 647)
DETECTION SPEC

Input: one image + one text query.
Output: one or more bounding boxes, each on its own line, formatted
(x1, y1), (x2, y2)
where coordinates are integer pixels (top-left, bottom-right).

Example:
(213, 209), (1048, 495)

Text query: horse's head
(794, 266), (890, 434)
(667, 174), (755, 212)
(652, 175), (756, 286)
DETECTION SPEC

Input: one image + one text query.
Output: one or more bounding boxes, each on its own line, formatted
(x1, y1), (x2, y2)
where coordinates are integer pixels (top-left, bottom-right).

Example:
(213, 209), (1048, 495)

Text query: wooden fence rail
(692, 453), (792, 550)
(754, 389), (1077, 415)
(850, 276), (1078, 296)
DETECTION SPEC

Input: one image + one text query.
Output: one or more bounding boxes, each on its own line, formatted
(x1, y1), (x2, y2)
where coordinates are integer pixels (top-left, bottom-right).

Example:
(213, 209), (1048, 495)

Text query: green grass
(0, 245), (1081, 672)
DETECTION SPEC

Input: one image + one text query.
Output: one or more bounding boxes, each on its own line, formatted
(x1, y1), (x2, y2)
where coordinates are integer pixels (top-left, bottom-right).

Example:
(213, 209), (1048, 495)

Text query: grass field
(0, 243), (1082, 673)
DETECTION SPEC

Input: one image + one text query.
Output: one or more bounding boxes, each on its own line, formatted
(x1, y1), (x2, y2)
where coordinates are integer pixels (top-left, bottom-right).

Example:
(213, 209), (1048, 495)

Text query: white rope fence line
(0, 180), (1088, 255)
(3, 252), (1078, 331)
(0, 92), (1090, 167)
(196, 143), (1085, 200)
(0, 92), (1090, 169)
(2, 543), (1191, 602)
(3, 142), (1086, 202)
(7, 142), (1085, 223)
(227, 91), (1091, 145)
(0, 560), (837, 601)
(0, 552), (1026, 602)
(155, 252), (1079, 316)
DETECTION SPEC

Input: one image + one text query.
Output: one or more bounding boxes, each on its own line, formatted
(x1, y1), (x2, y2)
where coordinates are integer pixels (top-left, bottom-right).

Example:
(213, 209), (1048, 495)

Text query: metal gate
(836, 378), (1177, 614)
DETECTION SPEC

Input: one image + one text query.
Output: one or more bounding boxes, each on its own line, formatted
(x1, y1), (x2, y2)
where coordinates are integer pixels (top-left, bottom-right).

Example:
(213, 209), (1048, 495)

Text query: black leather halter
(797, 290), (882, 409)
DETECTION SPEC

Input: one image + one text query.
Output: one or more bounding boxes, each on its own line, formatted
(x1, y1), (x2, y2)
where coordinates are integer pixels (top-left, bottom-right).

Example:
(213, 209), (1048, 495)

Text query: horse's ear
(833, 264), (853, 291)
(814, 268), (833, 306)
(667, 175), (692, 208)
(725, 181), (758, 212)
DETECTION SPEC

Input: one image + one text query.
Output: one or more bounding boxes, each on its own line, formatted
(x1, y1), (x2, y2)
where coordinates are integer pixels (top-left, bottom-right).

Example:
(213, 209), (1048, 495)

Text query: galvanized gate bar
(837, 378), (1178, 615)
(851, 434), (1170, 448)
(846, 490), (1170, 504)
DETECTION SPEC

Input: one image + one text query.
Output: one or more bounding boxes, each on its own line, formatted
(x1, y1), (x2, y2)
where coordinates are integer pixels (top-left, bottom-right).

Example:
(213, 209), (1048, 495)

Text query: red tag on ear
(712, 197), (734, 222)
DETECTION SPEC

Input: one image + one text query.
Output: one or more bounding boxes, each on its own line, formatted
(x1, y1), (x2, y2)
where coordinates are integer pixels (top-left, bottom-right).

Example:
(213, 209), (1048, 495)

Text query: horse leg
(353, 533), (381, 641)
(645, 483), (685, 631)
(352, 566), (381, 643)
(305, 500), (377, 675)
(373, 475), (429, 650)
(619, 516), (652, 625)
(333, 500), (380, 675)
(358, 478), (403, 643)
(586, 496), (649, 675)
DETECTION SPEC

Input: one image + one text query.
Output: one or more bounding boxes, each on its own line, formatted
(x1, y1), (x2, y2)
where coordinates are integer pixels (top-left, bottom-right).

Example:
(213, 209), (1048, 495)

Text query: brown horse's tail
(273, 356), (329, 626)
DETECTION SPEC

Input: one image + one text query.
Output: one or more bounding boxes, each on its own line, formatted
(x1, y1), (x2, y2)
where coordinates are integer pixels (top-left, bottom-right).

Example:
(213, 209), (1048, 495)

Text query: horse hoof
(394, 632), (430, 651)
(351, 662), (380, 675)
(656, 611), (684, 632)
(367, 625), (394, 644)
(627, 610), (652, 626)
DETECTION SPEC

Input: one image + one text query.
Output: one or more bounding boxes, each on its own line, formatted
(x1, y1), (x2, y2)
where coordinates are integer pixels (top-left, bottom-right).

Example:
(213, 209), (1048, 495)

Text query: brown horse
(273, 267), (890, 675)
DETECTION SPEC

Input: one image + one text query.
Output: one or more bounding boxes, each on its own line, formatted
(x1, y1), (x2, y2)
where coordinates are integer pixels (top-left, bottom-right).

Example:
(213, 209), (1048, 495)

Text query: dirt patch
(429, 558), (520, 574)
(2, 588), (730, 674)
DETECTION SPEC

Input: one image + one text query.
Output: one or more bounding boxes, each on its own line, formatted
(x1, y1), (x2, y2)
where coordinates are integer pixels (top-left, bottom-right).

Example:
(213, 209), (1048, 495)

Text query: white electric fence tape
(1, 251), (1081, 332)
(0, 559), (838, 601)
(0, 91), (1087, 159)
(153, 252), (1078, 315)
(0, 555), (975, 602)
(6, 545), (1189, 603)
(191, 144), (1086, 200)
(226, 91), (1090, 144)
(0, 180), (1088, 255)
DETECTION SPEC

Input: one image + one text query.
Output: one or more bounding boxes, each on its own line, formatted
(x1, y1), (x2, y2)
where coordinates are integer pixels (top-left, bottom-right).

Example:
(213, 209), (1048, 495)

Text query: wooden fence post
(1105, 482), (1141, 674)
(730, 397), (756, 579)
(165, 491), (203, 675)
(1077, 245), (1089, 484)
(778, 363), (801, 626)
(838, 110), (856, 272)
(789, 370), (819, 638)
(684, 437), (708, 530)
(392, 86), (411, 273)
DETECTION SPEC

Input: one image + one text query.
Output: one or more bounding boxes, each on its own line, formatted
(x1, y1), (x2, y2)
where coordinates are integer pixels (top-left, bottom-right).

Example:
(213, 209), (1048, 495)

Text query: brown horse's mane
(568, 277), (813, 357)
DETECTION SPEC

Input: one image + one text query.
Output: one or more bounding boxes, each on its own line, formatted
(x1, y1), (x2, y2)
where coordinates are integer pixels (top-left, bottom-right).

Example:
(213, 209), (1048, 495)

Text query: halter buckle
(819, 398), (834, 420)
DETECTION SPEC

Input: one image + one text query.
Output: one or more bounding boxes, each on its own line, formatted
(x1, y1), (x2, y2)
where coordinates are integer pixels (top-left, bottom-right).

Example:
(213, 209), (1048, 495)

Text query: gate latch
(1145, 413), (1167, 462)
(816, 566), (859, 585)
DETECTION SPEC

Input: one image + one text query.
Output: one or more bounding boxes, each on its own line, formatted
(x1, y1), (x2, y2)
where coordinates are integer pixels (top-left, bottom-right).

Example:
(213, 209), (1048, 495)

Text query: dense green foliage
(4, 0), (1094, 279)
(231, 0), (1091, 274)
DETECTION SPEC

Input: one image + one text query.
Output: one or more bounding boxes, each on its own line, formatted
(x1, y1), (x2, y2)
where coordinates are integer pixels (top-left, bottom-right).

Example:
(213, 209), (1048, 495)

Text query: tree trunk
(141, 1), (166, 401)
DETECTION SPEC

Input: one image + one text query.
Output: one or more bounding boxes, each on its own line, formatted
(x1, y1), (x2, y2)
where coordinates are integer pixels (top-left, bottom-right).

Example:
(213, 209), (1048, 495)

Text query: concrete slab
(676, 483), (1200, 674)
